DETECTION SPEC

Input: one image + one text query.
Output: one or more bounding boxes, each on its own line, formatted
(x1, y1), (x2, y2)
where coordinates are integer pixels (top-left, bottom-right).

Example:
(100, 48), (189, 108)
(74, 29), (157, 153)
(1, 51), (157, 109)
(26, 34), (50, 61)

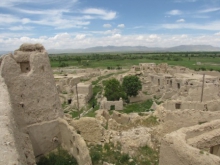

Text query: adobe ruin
(2, 45), (220, 165)
(0, 43), (91, 165)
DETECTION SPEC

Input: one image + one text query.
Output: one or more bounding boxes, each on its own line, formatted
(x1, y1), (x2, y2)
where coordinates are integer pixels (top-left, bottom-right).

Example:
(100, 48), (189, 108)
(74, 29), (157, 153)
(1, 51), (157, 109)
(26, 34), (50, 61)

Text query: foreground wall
(0, 77), (35, 165)
(0, 44), (92, 165)
(159, 120), (220, 165)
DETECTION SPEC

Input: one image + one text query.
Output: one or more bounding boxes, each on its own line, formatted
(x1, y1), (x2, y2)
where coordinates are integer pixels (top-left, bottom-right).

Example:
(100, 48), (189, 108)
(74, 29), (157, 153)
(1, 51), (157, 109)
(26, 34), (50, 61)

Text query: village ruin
(1, 43), (220, 165)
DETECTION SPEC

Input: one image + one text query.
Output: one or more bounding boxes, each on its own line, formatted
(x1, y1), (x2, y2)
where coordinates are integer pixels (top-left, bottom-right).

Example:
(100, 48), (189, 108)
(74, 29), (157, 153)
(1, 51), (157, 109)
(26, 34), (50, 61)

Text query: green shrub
(37, 148), (77, 165)
(59, 62), (69, 67)
(123, 99), (153, 114)
(119, 154), (130, 163)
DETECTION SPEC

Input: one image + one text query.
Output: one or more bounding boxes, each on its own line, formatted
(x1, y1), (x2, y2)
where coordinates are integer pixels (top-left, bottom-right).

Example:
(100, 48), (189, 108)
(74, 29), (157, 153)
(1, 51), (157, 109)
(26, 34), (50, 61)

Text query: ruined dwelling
(0, 44), (92, 165)
(159, 119), (220, 165)
(130, 62), (220, 164)
(100, 97), (123, 111)
(136, 63), (220, 164)
(56, 76), (93, 109)
(2, 44), (220, 165)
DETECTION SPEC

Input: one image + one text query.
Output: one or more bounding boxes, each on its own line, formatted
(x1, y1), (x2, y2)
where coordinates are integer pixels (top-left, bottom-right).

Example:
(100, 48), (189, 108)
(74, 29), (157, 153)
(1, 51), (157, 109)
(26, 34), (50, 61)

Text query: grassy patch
(89, 143), (158, 165)
(37, 148), (77, 165)
(140, 116), (159, 127)
(62, 101), (68, 109)
(122, 99), (153, 114)
(89, 143), (135, 165)
(92, 73), (115, 85)
(62, 91), (68, 94)
(70, 110), (81, 118)
(50, 52), (220, 72)
(199, 150), (204, 154)
(135, 145), (159, 165)
(85, 105), (100, 117)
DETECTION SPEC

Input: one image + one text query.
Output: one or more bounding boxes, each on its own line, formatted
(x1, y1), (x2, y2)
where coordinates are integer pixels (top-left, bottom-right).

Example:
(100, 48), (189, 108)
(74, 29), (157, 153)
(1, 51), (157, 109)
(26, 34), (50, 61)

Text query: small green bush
(37, 148), (77, 165)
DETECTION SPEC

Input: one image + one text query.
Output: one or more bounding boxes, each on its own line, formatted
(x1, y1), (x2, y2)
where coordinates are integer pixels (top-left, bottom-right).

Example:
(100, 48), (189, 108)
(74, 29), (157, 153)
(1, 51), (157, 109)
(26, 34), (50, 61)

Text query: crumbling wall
(162, 100), (204, 111)
(159, 120), (220, 165)
(71, 117), (105, 144)
(162, 100), (220, 111)
(0, 44), (92, 165)
(100, 97), (123, 110)
(129, 92), (148, 103)
(112, 111), (130, 124)
(59, 119), (92, 165)
(27, 120), (61, 157)
(182, 84), (220, 102)
(1, 49), (62, 126)
(154, 105), (220, 135)
(112, 127), (153, 156)
(0, 76), (35, 165)
(57, 77), (93, 108)
(73, 83), (93, 102)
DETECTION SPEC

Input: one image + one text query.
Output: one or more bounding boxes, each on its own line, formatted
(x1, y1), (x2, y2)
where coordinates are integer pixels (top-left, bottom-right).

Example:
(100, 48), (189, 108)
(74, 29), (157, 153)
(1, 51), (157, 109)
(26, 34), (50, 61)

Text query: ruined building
(159, 119), (220, 165)
(0, 44), (92, 165)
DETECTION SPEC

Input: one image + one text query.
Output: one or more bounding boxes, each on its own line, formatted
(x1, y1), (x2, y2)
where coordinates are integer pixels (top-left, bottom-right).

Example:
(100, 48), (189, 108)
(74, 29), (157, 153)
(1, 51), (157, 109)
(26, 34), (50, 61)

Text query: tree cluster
(104, 75), (142, 101)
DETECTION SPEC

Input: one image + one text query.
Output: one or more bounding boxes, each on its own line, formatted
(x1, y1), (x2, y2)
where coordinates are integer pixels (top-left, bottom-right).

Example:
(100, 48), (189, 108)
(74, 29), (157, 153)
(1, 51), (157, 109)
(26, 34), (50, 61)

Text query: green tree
(104, 78), (125, 101)
(75, 56), (81, 64)
(122, 75), (142, 97)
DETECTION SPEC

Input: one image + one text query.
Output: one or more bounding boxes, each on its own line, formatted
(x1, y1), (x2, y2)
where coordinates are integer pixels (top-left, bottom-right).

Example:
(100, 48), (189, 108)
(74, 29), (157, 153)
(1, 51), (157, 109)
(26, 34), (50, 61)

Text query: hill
(48, 45), (220, 54)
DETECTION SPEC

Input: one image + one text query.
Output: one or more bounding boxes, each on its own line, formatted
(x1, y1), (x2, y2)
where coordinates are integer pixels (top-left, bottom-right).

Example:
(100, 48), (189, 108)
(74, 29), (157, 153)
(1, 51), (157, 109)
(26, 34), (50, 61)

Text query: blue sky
(0, 0), (220, 50)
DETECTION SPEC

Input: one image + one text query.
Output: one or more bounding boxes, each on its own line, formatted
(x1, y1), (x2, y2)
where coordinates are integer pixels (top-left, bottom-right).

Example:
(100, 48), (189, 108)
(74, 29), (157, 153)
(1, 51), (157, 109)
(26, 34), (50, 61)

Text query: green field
(49, 52), (220, 71)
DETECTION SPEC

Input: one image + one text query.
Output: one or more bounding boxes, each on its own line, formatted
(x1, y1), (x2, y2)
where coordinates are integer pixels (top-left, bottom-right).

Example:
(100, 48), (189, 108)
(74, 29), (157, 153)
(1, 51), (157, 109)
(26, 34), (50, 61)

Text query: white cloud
(1, 33), (220, 51)
(132, 26), (145, 29)
(88, 29), (121, 35)
(215, 32), (220, 36)
(111, 34), (121, 39)
(104, 29), (121, 35)
(117, 24), (125, 28)
(180, 34), (188, 38)
(9, 25), (33, 31)
(174, 0), (197, 3)
(198, 7), (220, 13)
(0, 10), (90, 30)
(0, 0), (78, 8)
(149, 34), (160, 39)
(22, 18), (31, 24)
(53, 33), (71, 40)
(176, 19), (185, 23)
(161, 21), (220, 31)
(193, 15), (210, 19)
(15, 8), (69, 15)
(0, 1), (115, 30)
(81, 8), (117, 20)
(167, 10), (182, 15)
(136, 36), (144, 40)
(28, 16), (91, 29)
(103, 24), (112, 28)
(75, 34), (86, 40)
(0, 14), (20, 24)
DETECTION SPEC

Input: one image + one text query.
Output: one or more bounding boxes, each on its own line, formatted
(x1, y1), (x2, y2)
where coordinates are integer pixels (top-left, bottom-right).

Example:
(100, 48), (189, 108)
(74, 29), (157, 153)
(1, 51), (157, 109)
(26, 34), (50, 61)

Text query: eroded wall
(159, 120), (220, 165)
(0, 44), (92, 165)
(100, 97), (123, 110)
(154, 105), (220, 135)
(0, 76), (35, 165)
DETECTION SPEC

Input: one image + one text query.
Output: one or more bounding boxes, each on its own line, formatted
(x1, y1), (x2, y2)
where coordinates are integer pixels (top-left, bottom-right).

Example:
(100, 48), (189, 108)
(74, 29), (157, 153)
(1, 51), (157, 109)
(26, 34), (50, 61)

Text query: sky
(0, 0), (220, 50)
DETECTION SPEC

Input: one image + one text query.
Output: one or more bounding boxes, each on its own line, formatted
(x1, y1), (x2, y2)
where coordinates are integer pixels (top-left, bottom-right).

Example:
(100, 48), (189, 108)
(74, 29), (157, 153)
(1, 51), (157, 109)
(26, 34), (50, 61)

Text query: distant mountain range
(47, 45), (220, 54)
(1, 45), (220, 55)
